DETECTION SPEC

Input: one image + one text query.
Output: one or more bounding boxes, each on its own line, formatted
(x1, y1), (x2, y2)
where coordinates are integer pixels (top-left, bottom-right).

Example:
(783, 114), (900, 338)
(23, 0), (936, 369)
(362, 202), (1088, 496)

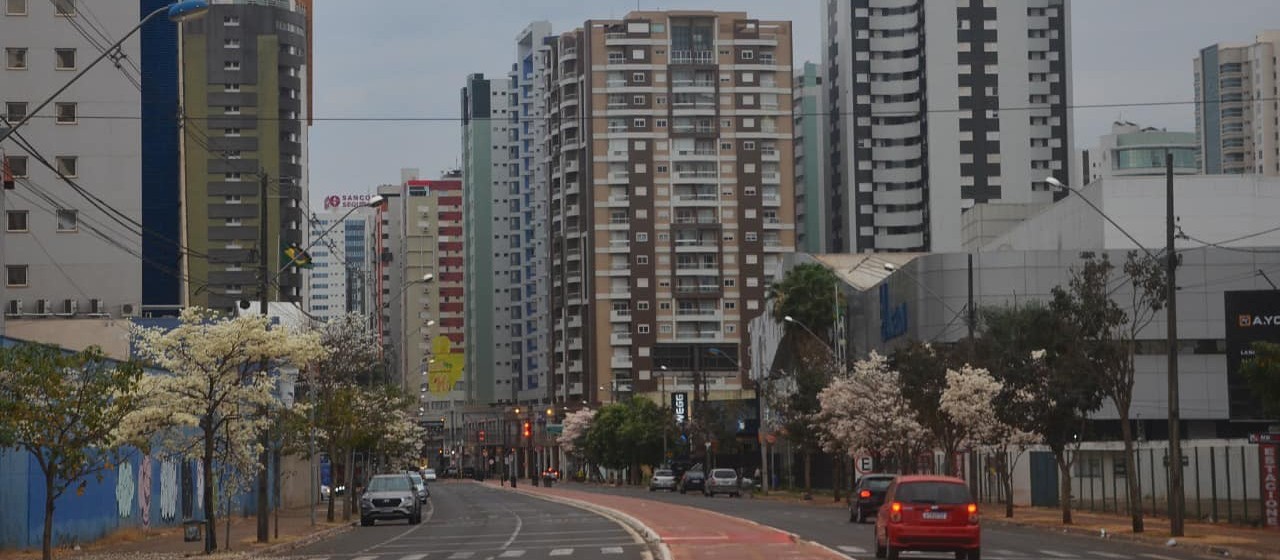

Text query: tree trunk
(204, 427), (218, 552)
(1118, 409), (1144, 533)
(1000, 451), (1014, 518)
(325, 446), (337, 523)
(343, 449), (356, 521)
(42, 472), (55, 560)
(1053, 445), (1073, 525)
(832, 458), (842, 502)
(802, 450), (812, 497)
(257, 415), (270, 543)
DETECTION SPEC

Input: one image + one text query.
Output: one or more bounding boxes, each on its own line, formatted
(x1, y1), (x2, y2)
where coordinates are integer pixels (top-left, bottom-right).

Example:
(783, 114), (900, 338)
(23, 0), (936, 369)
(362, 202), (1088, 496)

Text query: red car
(874, 475), (980, 560)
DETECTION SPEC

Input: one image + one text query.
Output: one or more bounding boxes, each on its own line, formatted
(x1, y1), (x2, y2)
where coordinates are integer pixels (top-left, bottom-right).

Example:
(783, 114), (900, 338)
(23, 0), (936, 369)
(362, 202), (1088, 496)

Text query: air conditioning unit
(35, 299), (51, 316)
(121, 303), (137, 317)
(59, 299), (77, 316)
(6, 299), (22, 317)
(89, 298), (107, 316)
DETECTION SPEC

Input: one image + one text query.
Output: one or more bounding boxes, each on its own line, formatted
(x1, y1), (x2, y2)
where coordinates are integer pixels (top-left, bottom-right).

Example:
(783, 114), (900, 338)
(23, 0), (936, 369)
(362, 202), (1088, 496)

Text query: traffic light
(523, 421), (532, 438)
(479, 430), (486, 442)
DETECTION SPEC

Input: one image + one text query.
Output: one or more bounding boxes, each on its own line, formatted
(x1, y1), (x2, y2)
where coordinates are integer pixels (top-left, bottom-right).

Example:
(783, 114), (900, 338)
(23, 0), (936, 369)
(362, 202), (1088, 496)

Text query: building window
(6, 210), (27, 232)
(6, 265), (27, 287)
(223, 15), (240, 26)
(224, 61), (240, 71)
(54, 102), (76, 123)
(224, 128), (241, 137)
(632, 72), (646, 83)
(54, 156), (76, 177)
(225, 195), (242, 204)
(5, 101), (26, 121)
(224, 105), (240, 114)
(638, 324), (650, 334)
(633, 118), (646, 128)
(740, 50), (754, 60)
(54, 48), (74, 70)
(6, 47), (27, 70)
(637, 301), (650, 310)
(56, 209), (77, 231)
(4, 155), (26, 177)
(224, 83), (241, 92)
(52, 0), (72, 16)
(6, 0), (27, 16)
(224, 39), (240, 49)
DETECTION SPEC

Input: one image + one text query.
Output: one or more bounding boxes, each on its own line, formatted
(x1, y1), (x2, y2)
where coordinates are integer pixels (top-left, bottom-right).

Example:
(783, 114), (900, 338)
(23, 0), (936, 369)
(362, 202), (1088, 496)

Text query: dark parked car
(678, 470), (705, 494)
(359, 473), (422, 526)
(444, 465), (459, 477)
(850, 474), (896, 523)
(704, 468), (741, 498)
(406, 471), (429, 503)
(875, 475), (980, 560)
(462, 466), (476, 478)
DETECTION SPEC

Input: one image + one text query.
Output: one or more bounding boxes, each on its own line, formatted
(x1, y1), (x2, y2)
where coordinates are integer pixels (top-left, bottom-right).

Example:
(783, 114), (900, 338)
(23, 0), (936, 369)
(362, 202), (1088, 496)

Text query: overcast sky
(308, 0), (1280, 201)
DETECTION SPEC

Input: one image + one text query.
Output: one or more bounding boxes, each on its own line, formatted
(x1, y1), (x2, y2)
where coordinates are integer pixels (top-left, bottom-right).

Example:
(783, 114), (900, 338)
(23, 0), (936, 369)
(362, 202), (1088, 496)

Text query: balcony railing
(676, 285), (721, 294)
(672, 125), (716, 134)
(672, 79), (716, 88)
(676, 308), (718, 316)
(674, 193), (718, 202)
(670, 50), (714, 64)
(675, 170), (718, 179)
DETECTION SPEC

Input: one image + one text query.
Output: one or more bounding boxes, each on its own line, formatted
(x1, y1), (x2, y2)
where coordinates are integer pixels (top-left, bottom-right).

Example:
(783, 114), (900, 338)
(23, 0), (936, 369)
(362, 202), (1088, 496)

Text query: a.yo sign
(672, 392), (688, 426)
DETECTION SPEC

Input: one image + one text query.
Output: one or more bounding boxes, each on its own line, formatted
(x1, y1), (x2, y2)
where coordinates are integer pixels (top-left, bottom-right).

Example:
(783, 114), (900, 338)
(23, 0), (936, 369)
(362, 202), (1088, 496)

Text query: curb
(987, 518), (1270, 560)
(673, 499), (847, 559)
(483, 482), (671, 560)
(255, 521), (355, 557)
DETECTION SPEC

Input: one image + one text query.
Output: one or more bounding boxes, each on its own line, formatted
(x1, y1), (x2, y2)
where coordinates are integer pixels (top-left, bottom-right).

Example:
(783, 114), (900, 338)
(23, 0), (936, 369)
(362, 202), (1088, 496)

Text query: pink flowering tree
(816, 352), (931, 474)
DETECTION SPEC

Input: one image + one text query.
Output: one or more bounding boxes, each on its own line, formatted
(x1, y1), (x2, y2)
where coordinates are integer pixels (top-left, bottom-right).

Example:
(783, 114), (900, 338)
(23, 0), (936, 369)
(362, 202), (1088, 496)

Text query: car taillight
(889, 502), (902, 523)
(967, 503), (980, 525)
(859, 490), (872, 499)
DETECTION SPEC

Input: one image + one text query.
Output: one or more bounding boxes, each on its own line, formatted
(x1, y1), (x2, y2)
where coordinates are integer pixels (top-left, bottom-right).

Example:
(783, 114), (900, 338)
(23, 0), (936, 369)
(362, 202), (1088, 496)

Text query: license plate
(922, 512), (948, 520)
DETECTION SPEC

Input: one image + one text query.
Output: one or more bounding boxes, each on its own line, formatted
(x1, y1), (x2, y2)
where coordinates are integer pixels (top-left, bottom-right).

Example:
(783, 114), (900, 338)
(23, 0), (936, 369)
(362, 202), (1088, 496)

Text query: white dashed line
(1038, 551), (1077, 558)
(838, 545), (868, 554)
(498, 551), (526, 558)
(601, 546), (625, 554)
(549, 549), (575, 556)
(1086, 552), (1129, 559)
(447, 553), (475, 560)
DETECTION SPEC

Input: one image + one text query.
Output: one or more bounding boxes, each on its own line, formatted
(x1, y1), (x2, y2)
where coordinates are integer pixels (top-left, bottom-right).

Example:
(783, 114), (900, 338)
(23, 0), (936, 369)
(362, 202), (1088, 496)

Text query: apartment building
(461, 72), (517, 406)
(307, 201), (376, 322)
(542, 11), (796, 407)
(1, 0), (142, 330)
(1080, 121), (1198, 185)
(1195, 31), (1280, 175)
(403, 175), (466, 411)
(180, 0), (311, 313)
(793, 61), (825, 254)
(822, 0), (1072, 253)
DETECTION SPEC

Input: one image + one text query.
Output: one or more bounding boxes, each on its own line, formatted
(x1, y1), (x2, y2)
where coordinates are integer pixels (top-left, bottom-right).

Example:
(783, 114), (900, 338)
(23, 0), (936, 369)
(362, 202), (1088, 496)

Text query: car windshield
(712, 469), (737, 478)
(895, 481), (971, 505)
(685, 471), (704, 478)
(865, 477), (894, 491)
(655, 469), (673, 477)
(367, 476), (411, 492)
(425, 469), (435, 475)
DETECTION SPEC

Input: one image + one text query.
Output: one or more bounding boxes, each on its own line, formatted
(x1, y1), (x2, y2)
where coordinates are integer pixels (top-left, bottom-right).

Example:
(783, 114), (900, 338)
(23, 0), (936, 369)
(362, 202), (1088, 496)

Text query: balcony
(676, 308), (718, 317)
(672, 79), (716, 89)
(610, 309), (632, 322)
(672, 124), (716, 134)
(675, 330), (721, 340)
(568, 360), (584, 373)
(760, 171), (781, 183)
(611, 332), (633, 345)
(670, 50), (714, 65)
(611, 355), (634, 368)
(674, 170), (718, 180)
(762, 194), (782, 206)
(761, 148), (780, 161)
(568, 315), (583, 328)
(607, 172), (630, 183)
(673, 193), (718, 203)
(676, 285), (721, 295)
(604, 195), (631, 207)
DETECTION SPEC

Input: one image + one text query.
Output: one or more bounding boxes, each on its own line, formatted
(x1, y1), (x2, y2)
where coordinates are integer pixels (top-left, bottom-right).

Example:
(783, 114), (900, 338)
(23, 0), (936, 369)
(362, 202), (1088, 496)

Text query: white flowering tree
(940, 365), (1041, 518)
(558, 408), (594, 456)
(816, 352), (931, 473)
(125, 307), (324, 553)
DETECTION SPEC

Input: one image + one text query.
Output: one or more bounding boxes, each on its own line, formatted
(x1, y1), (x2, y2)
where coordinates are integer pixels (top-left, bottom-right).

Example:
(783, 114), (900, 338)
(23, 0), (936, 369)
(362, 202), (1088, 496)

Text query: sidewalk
(0, 505), (351, 560)
(988, 507), (1280, 560)
(485, 480), (844, 560)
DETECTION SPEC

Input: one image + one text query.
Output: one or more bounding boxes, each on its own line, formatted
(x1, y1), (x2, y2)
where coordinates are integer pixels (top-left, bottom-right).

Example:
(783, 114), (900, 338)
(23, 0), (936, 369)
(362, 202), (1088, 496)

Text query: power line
(14, 96), (1280, 123)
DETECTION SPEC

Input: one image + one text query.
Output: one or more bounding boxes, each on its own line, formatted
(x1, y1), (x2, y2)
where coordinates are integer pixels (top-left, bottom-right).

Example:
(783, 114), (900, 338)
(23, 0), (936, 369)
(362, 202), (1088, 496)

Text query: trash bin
(183, 519), (202, 542)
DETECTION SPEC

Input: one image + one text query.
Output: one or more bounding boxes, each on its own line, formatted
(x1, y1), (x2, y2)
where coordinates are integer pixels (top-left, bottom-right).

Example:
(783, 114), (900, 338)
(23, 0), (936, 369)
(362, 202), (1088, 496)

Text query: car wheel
(360, 517), (373, 527)
(886, 539), (900, 560)
(874, 531), (886, 559)
(855, 507), (866, 524)
(967, 549), (981, 560)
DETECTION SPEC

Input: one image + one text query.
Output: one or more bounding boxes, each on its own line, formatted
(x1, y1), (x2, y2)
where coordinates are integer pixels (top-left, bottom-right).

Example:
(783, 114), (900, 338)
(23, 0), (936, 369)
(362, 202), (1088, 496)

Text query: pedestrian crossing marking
(1038, 551), (1076, 558)
(498, 551), (526, 558)
(838, 545), (868, 554)
(549, 550), (574, 557)
(447, 553), (475, 560)
(601, 546), (624, 554)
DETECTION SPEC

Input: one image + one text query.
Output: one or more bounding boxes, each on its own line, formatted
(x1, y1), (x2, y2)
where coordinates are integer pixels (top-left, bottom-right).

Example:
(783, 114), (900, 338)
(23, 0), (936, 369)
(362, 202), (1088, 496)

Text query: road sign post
(856, 455), (874, 477)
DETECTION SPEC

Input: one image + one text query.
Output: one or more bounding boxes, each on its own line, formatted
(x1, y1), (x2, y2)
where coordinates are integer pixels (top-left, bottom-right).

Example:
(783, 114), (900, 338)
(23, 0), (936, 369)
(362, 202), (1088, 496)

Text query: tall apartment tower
(1195, 31), (1280, 175)
(793, 61), (826, 254)
(543, 12), (796, 406)
(307, 203), (376, 323)
(823, 0), (1072, 253)
(510, 22), (554, 405)
(1, 0), (143, 324)
(461, 73), (524, 406)
(402, 175), (465, 408)
(180, 0), (312, 313)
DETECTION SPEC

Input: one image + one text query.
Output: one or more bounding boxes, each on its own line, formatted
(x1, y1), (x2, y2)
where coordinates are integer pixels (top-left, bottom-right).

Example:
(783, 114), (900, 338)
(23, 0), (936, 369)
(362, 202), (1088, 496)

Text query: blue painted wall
(139, 0), (183, 313)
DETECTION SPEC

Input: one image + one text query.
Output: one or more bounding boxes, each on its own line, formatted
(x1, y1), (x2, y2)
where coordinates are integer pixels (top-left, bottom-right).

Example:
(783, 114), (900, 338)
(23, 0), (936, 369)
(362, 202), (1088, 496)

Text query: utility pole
(256, 171), (271, 543)
(1165, 152), (1186, 536)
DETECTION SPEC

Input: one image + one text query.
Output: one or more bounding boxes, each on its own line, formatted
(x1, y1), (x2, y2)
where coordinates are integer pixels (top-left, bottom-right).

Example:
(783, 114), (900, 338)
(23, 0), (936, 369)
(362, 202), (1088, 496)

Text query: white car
(423, 468), (437, 481)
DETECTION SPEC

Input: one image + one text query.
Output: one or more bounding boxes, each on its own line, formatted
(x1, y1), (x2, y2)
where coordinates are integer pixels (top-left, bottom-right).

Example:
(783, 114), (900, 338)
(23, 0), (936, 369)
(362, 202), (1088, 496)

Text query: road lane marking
(1038, 551), (1078, 558)
(351, 556), (377, 560)
(1139, 555), (1182, 560)
(399, 555), (426, 560)
(991, 550), (1020, 556)
(499, 551), (526, 558)
(549, 550), (574, 557)
(838, 545), (868, 554)
(602, 546), (625, 554)
(447, 553), (475, 560)
(1086, 553), (1129, 559)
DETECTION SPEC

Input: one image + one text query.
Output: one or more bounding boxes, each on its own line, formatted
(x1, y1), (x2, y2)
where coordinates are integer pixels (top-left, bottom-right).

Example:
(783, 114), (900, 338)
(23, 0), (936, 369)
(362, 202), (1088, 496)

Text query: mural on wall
(138, 455), (152, 528)
(115, 461), (135, 518)
(159, 461), (178, 522)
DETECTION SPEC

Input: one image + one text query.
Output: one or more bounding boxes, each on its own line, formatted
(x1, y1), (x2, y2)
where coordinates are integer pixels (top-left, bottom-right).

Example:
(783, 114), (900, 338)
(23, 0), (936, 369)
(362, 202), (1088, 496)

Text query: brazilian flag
(282, 243), (314, 269)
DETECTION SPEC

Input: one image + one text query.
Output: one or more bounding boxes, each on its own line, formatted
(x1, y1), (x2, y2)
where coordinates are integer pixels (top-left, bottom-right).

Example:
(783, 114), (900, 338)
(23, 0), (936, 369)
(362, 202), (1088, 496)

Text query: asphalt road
(286, 481), (650, 560)
(569, 484), (1218, 560)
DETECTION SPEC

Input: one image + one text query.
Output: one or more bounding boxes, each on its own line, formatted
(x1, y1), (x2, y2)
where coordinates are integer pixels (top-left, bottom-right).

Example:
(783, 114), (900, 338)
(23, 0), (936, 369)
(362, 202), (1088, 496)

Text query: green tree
(977, 303), (1103, 525)
(776, 355), (829, 496)
(584, 398), (668, 483)
(0, 344), (145, 560)
(1240, 341), (1280, 419)
(1050, 251), (1165, 532)
(768, 262), (841, 338)
(892, 341), (964, 475)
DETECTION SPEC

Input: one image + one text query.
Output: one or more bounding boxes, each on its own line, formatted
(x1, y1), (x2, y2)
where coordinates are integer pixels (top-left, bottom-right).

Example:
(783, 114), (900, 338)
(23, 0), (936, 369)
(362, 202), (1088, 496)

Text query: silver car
(704, 468), (742, 497)
(649, 469), (677, 492)
(360, 474), (422, 526)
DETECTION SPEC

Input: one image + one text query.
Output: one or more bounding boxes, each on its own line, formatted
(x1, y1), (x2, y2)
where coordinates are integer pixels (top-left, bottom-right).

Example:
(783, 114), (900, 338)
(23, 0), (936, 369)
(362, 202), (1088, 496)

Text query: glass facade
(1114, 147), (1198, 171)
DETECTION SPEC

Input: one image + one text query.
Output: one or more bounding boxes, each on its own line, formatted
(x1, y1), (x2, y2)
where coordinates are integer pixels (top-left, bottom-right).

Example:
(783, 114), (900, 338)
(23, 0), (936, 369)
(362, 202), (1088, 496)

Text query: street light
(782, 316), (837, 358)
(0, 1), (210, 145)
